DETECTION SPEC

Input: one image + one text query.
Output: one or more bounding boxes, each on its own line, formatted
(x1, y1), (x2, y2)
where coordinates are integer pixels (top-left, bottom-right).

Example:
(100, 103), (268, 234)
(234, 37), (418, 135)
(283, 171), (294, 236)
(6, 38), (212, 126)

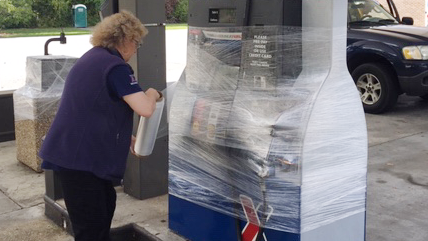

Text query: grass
(0, 27), (92, 38)
(0, 24), (188, 38)
(165, 23), (188, 30)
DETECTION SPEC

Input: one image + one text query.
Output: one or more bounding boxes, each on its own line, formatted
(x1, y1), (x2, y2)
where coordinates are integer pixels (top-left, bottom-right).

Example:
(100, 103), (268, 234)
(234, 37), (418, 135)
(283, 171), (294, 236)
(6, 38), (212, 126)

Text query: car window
(348, 0), (398, 24)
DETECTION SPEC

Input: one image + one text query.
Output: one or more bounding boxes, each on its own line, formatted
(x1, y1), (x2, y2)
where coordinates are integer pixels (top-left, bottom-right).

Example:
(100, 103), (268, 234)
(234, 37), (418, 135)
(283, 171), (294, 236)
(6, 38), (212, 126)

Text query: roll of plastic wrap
(134, 97), (165, 156)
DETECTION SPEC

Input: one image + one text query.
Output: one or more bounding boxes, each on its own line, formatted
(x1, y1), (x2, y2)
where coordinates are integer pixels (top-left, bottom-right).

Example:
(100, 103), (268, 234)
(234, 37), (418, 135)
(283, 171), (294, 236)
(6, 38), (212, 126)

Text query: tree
(165, 0), (179, 23)
(1, 0), (146, 29)
(31, 0), (56, 27)
(173, 0), (188, 23)
(33, 0), (104, 28)
(0, 0), (36, 29)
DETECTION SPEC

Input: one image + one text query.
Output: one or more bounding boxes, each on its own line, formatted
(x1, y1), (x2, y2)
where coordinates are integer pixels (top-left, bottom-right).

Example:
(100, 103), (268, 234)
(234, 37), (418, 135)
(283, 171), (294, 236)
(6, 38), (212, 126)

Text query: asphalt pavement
(0, 29), (428, 241)
(365, 95), (428, 241)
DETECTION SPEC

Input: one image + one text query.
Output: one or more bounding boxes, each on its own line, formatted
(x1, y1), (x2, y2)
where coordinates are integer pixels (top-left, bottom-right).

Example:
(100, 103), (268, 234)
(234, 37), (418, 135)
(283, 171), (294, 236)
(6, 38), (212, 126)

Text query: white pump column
(300, 0), (367, 240)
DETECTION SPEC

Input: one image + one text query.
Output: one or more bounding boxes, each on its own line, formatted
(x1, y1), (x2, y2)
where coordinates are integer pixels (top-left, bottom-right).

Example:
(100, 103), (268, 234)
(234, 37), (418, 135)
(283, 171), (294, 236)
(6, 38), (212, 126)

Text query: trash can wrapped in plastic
(13, 56), (77, 172)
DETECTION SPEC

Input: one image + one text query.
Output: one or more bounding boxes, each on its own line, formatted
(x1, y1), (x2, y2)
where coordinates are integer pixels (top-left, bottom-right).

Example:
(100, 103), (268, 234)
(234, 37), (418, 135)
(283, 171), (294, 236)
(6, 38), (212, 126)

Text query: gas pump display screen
(209, 8), (236, 23)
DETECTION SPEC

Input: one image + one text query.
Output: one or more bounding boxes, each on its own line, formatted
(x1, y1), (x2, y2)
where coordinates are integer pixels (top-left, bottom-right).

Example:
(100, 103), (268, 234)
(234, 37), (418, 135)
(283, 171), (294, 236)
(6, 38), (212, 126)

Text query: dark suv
(347, 0), (428, 113)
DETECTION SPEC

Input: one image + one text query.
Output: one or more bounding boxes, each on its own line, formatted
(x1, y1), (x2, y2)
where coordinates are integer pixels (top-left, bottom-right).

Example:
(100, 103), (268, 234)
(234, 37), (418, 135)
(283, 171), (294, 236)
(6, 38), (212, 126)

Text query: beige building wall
(377, 0), (426, 26)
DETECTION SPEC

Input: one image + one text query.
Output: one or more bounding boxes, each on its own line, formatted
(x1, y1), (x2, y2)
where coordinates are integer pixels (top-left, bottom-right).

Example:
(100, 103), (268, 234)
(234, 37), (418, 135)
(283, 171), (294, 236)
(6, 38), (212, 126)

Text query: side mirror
(402, 17), (414, 25)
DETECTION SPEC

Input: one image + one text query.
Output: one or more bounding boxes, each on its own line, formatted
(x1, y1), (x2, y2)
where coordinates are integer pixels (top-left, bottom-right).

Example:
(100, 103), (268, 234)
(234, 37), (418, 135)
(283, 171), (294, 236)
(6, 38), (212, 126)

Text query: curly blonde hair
(90, 10), (148, 49)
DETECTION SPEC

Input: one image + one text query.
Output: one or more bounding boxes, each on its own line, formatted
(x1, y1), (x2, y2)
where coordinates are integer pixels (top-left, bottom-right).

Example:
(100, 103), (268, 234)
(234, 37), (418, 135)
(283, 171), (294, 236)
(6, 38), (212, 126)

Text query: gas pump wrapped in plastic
(169, 1), (367, 240)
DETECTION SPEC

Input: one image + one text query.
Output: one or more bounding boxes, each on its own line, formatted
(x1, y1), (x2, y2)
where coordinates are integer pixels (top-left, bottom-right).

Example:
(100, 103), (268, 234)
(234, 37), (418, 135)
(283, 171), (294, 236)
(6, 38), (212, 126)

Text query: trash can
(72, 4), (87, 28)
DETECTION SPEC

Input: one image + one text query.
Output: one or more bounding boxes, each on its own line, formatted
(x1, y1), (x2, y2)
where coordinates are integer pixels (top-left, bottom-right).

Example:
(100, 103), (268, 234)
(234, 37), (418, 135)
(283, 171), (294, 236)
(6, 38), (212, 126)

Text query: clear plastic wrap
(13, 56), (77, 172)
(169, 26), (367, 234)
(134, 98), (165, 156)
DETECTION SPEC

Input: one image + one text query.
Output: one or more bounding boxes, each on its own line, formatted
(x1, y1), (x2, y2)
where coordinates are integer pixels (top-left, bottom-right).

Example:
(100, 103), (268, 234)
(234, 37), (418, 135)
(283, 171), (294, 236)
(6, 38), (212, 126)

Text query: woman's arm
(123, 88), (160, 117)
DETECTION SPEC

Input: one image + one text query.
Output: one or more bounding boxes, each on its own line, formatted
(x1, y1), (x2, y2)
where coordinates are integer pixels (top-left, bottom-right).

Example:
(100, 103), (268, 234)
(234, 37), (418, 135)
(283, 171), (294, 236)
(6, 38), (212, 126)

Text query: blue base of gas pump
(169, 195), (300, 241)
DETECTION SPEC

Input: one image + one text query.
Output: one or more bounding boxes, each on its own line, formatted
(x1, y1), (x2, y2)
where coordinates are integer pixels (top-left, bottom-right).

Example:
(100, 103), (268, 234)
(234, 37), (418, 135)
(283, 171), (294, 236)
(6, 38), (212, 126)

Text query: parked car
(347, 0), (428, 113)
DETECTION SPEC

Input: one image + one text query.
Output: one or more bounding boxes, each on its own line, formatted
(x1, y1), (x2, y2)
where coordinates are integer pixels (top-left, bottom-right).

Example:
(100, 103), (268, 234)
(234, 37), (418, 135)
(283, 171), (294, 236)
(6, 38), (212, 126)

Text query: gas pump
(169, 1), (367, 241)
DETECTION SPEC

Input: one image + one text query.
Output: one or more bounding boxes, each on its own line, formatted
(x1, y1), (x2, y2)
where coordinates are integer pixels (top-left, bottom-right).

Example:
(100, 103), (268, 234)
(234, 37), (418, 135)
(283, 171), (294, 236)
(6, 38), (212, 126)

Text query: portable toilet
(72, 4), (87, 28)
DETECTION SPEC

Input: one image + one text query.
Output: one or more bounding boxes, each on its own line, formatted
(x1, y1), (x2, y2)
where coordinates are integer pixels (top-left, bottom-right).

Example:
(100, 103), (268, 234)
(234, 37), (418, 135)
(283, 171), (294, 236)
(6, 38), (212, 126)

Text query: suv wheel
(351, 63), (398, 114)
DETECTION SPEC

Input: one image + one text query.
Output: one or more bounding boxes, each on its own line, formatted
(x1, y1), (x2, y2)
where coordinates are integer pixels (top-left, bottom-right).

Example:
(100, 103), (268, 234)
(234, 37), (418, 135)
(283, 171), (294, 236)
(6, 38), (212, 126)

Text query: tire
(351, 63), (399, 114)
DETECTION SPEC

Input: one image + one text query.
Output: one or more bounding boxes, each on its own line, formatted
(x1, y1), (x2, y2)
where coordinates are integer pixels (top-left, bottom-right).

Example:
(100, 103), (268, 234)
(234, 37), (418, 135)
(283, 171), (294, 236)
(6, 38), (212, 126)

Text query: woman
(39, 11), (161, 241)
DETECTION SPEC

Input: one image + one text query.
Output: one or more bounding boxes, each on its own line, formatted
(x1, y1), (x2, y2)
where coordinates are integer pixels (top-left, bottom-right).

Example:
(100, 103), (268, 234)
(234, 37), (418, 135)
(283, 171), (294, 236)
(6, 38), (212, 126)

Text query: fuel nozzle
(44, 28), (67, 55)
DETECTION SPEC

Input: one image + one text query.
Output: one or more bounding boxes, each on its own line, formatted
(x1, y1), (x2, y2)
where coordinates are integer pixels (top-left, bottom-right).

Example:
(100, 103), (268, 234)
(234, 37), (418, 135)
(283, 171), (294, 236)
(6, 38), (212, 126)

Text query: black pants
(56, 170), (116, 241)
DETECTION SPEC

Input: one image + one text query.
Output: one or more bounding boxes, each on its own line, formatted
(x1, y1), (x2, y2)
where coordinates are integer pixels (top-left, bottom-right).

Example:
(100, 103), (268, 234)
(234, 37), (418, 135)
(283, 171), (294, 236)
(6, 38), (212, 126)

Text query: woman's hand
(146, 88), (162, 100)
(130, 135), (137, 155)
(156, 90), (163, 100)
